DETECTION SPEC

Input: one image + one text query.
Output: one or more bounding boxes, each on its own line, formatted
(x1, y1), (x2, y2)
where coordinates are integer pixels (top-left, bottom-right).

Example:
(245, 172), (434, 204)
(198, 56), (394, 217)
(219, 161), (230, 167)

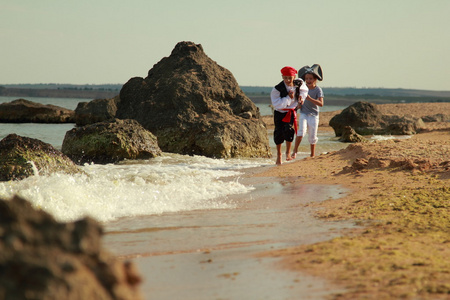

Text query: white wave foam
(370, 135), (412, 141)
(0, 154), (271, 223)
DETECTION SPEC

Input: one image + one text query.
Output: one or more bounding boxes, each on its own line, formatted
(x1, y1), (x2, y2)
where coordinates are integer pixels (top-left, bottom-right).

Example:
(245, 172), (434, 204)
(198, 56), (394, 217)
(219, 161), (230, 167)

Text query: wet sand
(256, 102), (450, 299)
(104, 173), (357, 299)
(105, 102), (450, 299)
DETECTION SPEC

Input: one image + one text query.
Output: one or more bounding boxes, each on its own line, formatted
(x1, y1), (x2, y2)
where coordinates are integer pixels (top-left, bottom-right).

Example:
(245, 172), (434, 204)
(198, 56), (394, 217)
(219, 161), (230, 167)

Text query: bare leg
(285, 141), (293, 161)
(310, 144), (316, 158)
(292, 136), (303, 158)
(276, 144), (282, 165)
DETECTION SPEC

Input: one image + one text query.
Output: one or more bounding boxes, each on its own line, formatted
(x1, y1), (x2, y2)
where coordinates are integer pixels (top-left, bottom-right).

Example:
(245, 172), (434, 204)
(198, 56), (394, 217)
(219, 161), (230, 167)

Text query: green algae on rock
(62, 118), (162, 165)
(0, 134), (82, 181)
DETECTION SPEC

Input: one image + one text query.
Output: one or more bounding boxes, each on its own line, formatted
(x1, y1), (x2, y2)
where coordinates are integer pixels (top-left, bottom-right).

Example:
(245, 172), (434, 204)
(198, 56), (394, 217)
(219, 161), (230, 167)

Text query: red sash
(281, 108), (297, 135)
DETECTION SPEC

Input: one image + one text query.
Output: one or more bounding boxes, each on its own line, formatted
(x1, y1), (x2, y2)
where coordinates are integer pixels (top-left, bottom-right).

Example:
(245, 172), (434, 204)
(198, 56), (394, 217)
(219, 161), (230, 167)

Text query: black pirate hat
(298, 64), (323, 81)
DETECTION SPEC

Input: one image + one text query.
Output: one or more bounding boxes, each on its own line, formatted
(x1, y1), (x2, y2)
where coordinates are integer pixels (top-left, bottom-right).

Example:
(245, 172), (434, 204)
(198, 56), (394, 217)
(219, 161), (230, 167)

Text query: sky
(1, 0), (449, 90)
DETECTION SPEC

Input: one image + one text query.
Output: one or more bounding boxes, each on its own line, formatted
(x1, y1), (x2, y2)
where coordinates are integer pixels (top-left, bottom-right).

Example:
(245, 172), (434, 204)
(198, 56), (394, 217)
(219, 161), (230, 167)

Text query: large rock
(329, 101), (425, 136)
(0, 195), (143, 300)
(329, 102), (385, 136)
(0, 134), (82, 181)
(75, 96), (120, 126)
(0, 99), (74, 123)
(115, 41), (271, 158)
(62, 119), (162, 164)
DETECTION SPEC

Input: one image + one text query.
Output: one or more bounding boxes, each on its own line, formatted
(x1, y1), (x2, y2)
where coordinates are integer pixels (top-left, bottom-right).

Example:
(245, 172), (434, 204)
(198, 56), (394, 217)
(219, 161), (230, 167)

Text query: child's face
(282, 76), (295, 86)
(305, 74), (317, 87)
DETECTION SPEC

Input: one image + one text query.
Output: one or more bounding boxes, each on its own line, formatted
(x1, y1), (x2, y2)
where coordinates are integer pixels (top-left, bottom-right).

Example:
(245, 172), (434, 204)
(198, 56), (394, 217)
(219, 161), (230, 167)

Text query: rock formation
(339, 126), (368, 143)
(115, 41), (271, 158)
(0, 99), (74, 123)
(421, 113), (450, 122)
(329, 101), (425, 136)
(383, 114), (425, 136)
(62, 119), (162, 164)
(75, 96), (120, 126)
(0, 134), (82, 181)
(0, 195), (143, 300)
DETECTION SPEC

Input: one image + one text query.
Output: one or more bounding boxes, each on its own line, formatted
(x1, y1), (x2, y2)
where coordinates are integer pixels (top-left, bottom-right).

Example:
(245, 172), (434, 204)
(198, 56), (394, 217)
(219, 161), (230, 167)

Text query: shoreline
(106, 167), (359, 299)
(253, 103), (449, 299)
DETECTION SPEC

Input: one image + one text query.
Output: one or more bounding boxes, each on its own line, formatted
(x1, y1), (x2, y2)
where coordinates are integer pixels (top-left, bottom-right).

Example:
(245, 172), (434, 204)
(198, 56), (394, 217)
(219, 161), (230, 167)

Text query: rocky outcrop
(339, 126), (368, 143)
(329, 101), (425, 136)
(0, 134), (82, 181)
(383, 114), (425, 135)
(329, 102), (385, 136)
(115, 41), (271, 159)
(421, 113), (449, 122)
(75, 96), (120, 126)
(0, 99), (74, 123)
(62, 119), (162, 165)
(0, 195), (143, 300)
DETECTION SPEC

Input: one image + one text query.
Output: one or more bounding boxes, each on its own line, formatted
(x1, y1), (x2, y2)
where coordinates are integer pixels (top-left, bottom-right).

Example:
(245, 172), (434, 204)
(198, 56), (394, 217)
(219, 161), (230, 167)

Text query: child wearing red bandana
(270, 66), (306, 165)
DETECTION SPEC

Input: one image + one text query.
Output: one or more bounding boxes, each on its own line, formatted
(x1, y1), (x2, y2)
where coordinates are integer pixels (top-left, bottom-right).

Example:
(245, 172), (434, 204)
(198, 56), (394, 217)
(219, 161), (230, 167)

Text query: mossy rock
(0, 134), (82, 181)
(61, 119), (162, 164)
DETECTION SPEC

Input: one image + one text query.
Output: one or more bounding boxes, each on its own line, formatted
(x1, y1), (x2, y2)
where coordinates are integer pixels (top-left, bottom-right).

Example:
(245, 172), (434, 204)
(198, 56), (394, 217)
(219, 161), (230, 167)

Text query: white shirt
(270, 82), (308, 112)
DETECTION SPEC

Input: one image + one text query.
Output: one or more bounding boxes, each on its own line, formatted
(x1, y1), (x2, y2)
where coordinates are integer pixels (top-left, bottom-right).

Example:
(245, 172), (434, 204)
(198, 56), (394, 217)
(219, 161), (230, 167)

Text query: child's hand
(288, 90), (295, 99)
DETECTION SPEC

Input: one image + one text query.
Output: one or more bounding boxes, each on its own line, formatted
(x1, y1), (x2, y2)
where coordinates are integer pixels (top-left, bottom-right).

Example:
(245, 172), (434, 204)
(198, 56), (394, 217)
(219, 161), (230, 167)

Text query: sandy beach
(256, 102), (450, 299)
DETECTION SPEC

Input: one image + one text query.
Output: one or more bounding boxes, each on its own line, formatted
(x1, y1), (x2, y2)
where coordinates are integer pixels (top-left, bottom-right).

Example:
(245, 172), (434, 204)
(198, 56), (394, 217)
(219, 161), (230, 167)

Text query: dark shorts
(273, 110), (295, 145)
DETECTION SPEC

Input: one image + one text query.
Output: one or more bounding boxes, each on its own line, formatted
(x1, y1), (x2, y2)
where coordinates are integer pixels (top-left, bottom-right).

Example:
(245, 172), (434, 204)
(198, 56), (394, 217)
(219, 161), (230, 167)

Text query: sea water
(0, 154), (272, 223)
(1, 96), (354, 299)
(0, 96), (276, 222)
(0, 96), (348, 224)
(0, 96), (273, 222)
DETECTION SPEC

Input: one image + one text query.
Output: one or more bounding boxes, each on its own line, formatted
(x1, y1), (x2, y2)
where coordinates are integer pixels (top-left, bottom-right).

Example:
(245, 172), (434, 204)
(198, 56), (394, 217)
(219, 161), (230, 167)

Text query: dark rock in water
(75, 95), (120, 126)
(0, 98), (74, 123)
(0, 195), (143, 300)
(62, 118), (162, 164)
(116, 41), (271, 158)
(339, 126), (368, 143)
(0, 134), (82, 181)
(329, 102), (385, 136)
(329, 101), (425, 137)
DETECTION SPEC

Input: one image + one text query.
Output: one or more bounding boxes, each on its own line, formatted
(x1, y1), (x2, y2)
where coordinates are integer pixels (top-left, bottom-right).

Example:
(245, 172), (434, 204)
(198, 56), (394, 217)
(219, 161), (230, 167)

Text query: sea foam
(0, 153), (271, 223)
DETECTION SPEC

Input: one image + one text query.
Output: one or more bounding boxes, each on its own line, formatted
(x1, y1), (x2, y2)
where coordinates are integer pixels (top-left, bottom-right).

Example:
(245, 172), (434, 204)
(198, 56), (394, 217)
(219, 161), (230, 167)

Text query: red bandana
(280, 66), (297, 76)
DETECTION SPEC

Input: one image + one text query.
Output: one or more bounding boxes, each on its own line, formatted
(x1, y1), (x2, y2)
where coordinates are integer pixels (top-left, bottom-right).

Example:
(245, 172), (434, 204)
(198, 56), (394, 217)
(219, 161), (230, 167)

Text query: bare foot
(276, 156), (282, 165)
(286, 153), (293, 161)
(291, 152), (297, 159)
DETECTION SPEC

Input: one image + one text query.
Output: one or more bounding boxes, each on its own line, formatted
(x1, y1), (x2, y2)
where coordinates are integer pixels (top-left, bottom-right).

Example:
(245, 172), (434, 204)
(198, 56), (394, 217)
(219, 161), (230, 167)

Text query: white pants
(297, 113), (319, 144)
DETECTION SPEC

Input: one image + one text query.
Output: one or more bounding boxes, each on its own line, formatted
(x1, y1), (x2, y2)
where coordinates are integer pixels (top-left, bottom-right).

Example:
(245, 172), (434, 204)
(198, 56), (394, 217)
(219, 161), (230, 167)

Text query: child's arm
(270, 88), (294, 110)
(305, 95), (324, 107)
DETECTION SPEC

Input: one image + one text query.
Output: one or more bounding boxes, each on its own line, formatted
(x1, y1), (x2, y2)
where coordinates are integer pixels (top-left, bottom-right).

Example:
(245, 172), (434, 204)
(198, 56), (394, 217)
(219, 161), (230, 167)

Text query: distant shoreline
(0, 86), (118, 99)
(1, 84), (450, 105)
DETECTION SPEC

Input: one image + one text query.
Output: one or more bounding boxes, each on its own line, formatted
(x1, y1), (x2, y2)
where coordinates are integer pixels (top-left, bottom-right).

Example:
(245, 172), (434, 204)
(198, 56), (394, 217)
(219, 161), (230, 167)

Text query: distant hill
(0, 83), (122, 91)
(0, 84), (120, 99)
(1, 84), (450, 105)
(240, 86), (450, 98)
(240, 86), (450, 106)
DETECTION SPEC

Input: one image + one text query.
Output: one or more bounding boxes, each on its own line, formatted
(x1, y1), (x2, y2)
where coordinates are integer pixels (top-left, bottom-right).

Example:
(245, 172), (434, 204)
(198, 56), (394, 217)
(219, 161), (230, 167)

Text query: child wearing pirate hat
(292, 64), (324, 158)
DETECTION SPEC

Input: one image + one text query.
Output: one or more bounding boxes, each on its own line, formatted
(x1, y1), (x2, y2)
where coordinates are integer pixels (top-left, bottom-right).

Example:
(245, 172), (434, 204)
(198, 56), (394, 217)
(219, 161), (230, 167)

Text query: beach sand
(256, 102), (450, 299)
(105, 102), (449, 299)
